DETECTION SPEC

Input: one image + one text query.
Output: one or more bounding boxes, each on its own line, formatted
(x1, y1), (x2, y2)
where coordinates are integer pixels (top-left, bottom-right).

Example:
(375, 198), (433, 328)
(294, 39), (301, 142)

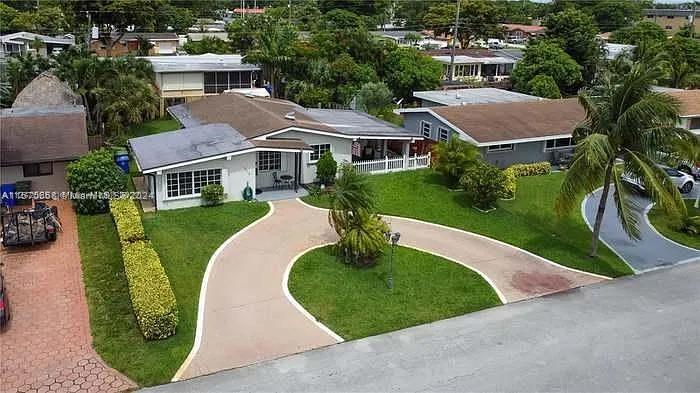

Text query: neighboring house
(670, 90), (700, 134)
(1, 105), (88, 192)
(411, 88), (542, 107)
(427, 49), (517, 83)
(142, 54), (261, 116)
(643, 8), (698, 35)
(603, 43), (636, 60)
(0, 32), (74, 57)
(186, 32), (230, 42)
(370, 30), (448, 49)
(501, 24), (546, 43)
(399, 98), (584, 168)
(129, 93), (426, 210)
(90, 32), (180, 57)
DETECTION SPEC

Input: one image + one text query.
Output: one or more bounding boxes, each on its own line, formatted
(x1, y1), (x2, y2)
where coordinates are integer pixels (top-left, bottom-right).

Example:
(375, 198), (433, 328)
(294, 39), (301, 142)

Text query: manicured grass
(302, 169), (633, 278)
(78, 201), (269, 386)
(648, 199), (700, 250)
(289, 245), (502, 340)
(126, 118), (181, 138)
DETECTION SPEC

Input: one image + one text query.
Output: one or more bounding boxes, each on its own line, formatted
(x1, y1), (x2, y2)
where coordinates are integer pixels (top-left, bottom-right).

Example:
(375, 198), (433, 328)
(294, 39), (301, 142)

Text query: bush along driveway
(302, 169), (633, 278)
(77, 201), (269, 387)
(584, 188), (700, 273)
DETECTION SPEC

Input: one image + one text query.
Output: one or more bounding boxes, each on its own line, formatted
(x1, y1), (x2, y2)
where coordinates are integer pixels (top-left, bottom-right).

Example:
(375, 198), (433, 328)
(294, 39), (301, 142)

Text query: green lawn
(289, 245), (502, 340)
(110, 118), (181, 146)
(78, 201), (269, 386)
(648, 199), (700, 250)
(302, 170), (633, 278)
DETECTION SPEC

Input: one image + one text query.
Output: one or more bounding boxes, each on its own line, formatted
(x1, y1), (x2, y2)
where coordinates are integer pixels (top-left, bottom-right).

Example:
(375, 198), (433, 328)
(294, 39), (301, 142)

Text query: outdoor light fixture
(385, 231), (401, 289)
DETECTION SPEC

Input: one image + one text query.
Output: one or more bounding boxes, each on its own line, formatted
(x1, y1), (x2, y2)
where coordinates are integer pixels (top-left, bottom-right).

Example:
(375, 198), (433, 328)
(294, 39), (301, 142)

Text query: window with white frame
(166, 169), (222, 198)
(438, 127), (450, 142)
(257, 151), (281, 171)
(544, 137), (575, 151)
(487, 143), (514, 152)
(420, 121), (432, 138)
(309, 143), (331, 162)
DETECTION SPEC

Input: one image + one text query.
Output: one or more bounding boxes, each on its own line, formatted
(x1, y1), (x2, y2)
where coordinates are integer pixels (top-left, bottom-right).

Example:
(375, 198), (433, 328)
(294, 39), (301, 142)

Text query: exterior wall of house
(1, 161), (70, 192)
(271, 130), (353, 183)
(156, 72), (205, 97)
(480, 141), (571, 168)
(644, 12), (695, 34)
(154, 153), (256, 210)
(401, 112), (455, 142)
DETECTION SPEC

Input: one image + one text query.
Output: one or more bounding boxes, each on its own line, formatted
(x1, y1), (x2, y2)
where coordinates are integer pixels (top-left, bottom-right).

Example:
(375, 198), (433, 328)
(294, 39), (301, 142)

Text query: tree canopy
(423, 0), (505, 48)
(511, 40), (582, 95)
(544, 8), (601, 82)
(382, 47), (443, 101)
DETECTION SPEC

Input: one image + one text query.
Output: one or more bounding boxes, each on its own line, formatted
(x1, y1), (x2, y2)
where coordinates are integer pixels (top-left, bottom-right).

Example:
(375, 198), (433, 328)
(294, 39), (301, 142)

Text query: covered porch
(351, 138), (431, 175)
(254, 145), (306, 199)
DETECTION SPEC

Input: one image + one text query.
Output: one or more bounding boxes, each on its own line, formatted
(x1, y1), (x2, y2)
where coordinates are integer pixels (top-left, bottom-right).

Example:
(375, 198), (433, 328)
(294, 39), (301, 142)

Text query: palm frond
(623, 149), (686, 219)
(611, 165), (641, 240)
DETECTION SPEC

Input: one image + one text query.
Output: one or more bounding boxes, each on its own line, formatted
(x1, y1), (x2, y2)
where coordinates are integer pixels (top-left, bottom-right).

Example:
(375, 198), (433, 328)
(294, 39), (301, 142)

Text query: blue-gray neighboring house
(398, 98), (584, 168)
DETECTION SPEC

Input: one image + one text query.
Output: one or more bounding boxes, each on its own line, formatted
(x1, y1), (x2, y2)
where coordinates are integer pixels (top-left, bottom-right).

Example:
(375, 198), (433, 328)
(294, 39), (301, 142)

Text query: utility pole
(691, 2), (697, 39)
(448, 0), (461, 82)
(84, 11), (92, 48)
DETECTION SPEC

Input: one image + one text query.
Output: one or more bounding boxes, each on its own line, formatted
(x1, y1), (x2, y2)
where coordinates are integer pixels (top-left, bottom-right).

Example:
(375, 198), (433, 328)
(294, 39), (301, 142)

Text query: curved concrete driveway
(584, 187), (700, 273)
(175, 199), (606, 380)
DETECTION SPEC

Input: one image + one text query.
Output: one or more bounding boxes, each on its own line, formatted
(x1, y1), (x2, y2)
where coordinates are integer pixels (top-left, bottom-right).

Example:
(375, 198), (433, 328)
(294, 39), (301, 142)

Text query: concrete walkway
(174, 199), (606, 380)
(583, 187), (700, 273)
(145, 260), (700, 393)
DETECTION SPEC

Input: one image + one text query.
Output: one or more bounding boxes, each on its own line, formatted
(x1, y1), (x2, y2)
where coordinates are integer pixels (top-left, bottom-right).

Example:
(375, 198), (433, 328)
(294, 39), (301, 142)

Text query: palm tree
(96, 74), (158, 135)
(556, 63), (690, 257)
(245, 23), (297, 98)
(671, 136), (700, 208)
(432, 137), (482, 186)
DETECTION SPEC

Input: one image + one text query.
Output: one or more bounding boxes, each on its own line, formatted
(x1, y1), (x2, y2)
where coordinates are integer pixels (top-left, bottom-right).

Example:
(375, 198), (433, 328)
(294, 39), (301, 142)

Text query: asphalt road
(145, 262), (700, 393)
(584, 187), (699, 272)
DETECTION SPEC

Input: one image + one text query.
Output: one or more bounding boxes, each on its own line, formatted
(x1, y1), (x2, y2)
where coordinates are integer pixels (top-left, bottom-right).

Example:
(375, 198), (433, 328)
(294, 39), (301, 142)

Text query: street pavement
(145, 261), (700, 393)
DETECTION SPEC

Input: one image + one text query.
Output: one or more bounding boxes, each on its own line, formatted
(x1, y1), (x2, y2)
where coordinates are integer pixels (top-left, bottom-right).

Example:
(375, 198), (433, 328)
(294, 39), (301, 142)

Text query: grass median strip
(288, 245), (502, 340)
(78, 201), (269, 386)
(302, 169), (632, 278)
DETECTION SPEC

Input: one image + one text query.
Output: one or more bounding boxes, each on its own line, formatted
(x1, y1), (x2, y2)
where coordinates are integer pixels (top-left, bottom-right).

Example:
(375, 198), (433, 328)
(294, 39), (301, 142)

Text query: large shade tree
(555, 64), (690, 257)
(544, 8), (601, 82)
(423, 0), (504, 49)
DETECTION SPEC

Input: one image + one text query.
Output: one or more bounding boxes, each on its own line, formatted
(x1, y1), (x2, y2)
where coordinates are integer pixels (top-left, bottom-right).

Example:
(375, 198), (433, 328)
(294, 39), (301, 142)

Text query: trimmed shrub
(316, 151), (338, 185)
(500, 167), (517, 199)
(460, 162), (506, 210)
(122, 241), (179, 340)
(508, 162), (551, 177)
(201, 184), (225, 206)
(109, 199), (145, 243)
(66, 149), (127, 214)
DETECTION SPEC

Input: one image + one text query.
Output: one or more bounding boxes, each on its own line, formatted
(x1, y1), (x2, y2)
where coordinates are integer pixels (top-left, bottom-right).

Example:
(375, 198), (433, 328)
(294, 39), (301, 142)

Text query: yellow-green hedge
(109, 199), (145, 243)
(508, 162), (551, 177)
(122, 240), (179, 340)
(500, 167), (517, 199)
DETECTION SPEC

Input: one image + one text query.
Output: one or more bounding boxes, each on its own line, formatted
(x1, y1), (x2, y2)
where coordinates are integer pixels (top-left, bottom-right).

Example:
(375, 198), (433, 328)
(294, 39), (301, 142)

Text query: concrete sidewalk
(146, 261), (700, 393)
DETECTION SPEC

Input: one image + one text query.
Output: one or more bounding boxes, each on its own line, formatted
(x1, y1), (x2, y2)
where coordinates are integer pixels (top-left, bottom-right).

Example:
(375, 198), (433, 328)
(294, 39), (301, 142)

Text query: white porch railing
(353, 152), (431, 175)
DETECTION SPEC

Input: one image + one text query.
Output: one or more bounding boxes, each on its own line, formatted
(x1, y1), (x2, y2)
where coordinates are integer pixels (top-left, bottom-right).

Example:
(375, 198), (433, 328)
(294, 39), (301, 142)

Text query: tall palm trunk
(590, 160), (615, 257)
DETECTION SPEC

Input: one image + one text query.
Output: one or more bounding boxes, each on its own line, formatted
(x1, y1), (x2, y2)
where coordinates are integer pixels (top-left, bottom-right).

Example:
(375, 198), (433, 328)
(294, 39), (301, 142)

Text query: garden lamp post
(385, 231), (401, 289)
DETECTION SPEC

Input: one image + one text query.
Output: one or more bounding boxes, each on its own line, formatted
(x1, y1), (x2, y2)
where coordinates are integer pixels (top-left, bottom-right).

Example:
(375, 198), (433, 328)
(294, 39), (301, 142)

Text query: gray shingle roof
(129, 123), (254, 171)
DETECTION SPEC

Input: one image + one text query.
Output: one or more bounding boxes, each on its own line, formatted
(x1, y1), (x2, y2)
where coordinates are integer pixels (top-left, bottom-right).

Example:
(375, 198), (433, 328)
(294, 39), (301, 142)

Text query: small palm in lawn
(556, 63), (690, 257)
(432, 138), (482, 187)
(328, 164), (375, 231)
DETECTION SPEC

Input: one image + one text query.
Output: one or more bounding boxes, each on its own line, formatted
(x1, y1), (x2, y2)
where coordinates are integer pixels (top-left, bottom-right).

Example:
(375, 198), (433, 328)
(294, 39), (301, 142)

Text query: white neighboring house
(412, 88), (543, 107)
(142, 54), (262, 116)
(129, 93), (428, 210)
(370, 30), (448, 49)
(428, 49), (518, 83)
(0, 32), (74, 57)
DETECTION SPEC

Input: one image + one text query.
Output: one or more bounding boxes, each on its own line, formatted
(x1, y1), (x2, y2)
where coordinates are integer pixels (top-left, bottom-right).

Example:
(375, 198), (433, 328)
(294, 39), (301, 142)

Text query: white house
(427, 49), (517, 83)
(0, 32), (74, 57)
(129, 93), (428, 210)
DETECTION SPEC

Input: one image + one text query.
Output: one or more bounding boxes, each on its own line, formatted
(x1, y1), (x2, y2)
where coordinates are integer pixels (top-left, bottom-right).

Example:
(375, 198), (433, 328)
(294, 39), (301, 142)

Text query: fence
(352, 152), (431, 175)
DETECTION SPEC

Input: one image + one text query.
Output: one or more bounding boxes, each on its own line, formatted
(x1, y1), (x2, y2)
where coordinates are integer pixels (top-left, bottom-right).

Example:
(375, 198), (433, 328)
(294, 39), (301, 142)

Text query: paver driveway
(174, 199), (605, 380)
(0, 200), (135, 393)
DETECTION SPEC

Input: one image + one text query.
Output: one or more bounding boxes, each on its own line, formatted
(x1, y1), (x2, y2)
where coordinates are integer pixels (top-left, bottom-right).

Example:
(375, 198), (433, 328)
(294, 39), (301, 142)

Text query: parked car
(677, 160), (699, 180)
(0, 271), (9, 330)
(623, 165), (695, 194)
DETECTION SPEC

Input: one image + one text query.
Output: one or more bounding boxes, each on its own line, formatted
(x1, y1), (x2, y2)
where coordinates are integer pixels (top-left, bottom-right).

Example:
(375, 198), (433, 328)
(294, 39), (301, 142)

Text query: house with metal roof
(409, 88), (542, 107)
(89, 32), (180, 57)
(0, 32), (74, 57)
(142, 54), (263, 117)
(129, 92), (427, 210)
(427, 49), (518, 83)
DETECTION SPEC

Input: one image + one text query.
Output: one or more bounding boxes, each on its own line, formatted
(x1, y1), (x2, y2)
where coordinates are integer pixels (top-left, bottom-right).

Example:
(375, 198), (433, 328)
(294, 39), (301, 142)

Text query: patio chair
(281, 174), (294, 189)
(272, 172), (282, 189)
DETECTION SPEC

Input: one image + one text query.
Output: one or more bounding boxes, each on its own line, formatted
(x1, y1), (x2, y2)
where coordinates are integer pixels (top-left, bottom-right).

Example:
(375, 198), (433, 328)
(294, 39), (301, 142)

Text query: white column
(402, 141), (409, 170)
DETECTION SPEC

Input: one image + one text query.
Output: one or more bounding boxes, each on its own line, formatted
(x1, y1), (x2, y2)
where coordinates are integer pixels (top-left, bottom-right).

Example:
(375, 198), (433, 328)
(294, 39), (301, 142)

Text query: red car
(0, 271), (9, 330)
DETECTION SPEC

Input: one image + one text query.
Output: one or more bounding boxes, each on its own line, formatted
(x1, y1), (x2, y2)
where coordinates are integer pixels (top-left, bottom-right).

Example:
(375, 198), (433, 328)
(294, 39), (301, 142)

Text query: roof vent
(455, 93), (461, 99)
(284, 111), (296, 121)
(244, 93), (255, 98)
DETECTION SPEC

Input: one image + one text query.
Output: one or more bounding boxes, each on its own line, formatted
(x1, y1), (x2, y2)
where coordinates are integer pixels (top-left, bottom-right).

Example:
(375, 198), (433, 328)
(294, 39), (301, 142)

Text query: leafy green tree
(590, 0), (642, 32)
(245, 23), (298, 98)
(395, 0), (440, 29)
(356, 82), (393, 115)
(162, 5), (195, 34)
(610, 21), (667, 46)
(286, 80), (333, 107)
(95, 73), (158, 135)
(383, 47), (442, 101)
(4, 53), (52, 102)
(227, 14), (271, 53)
(316, 151), (338, 185)
(555, 64), (689, 257)
(318, 0), (390, 18)
(403, 32), (423, 46)
(66, 149), (127, 214)
(316, 8), (365, 30)
(527, 74), (561, 98)
(662, 36), (700, 88)
(432, 137), (482, 187)
(423, 0), (504, 48)
(182, 37), (232, 54)
(0, 3), (19, 33)
(544, 8), (601, 82)
(460, 161), (506, 210)
(511, 40), (582, 95)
